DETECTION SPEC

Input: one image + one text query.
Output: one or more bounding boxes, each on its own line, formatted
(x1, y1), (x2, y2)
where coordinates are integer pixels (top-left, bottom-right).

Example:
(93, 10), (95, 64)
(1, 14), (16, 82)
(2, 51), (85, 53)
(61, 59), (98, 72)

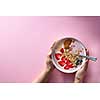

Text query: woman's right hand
(74, 50), (89, 83)
(45, 41), (57, 73)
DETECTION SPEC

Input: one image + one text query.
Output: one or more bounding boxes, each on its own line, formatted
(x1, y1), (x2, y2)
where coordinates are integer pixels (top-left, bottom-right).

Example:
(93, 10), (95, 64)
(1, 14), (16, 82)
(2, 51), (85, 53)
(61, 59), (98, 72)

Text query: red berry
(58, 61), (65, 66)
(64, 65), (69, 70)
(61, 56), (66, 61)
(60, 48), (64, 53)
(65, 58), (68, 62)
(55, 53), (62, 60)
(66, 59), (70, 65)
(67, 62), (74, 68)
(61, 56), (68, 63)
(70, 65), (74, 68)
(68, 62), (73, 66)
(69, 64), (74, 68)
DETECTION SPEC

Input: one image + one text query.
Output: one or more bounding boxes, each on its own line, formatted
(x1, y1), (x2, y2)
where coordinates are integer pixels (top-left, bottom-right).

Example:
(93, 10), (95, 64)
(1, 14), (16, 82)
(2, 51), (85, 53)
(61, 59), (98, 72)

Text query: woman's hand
(74, 60), (89, 83)
(45, 42), (56, 73)
(33, 41), (56, 83)
(74, 50), (89, 83)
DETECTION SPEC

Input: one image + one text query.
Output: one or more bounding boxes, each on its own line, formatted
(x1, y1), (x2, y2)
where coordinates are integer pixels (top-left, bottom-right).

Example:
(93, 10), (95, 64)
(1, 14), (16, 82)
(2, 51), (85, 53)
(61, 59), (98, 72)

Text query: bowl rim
(51, 37), (87, 73)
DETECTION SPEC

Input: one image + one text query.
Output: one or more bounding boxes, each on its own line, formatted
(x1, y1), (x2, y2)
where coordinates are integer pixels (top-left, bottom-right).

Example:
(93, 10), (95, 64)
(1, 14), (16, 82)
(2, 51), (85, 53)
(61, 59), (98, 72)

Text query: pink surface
(0, 16), (99, 83)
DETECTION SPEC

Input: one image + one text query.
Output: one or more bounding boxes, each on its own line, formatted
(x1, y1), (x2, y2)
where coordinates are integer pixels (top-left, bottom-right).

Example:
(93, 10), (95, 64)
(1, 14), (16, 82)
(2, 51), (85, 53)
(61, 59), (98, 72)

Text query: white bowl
(51, 37), (87, 73)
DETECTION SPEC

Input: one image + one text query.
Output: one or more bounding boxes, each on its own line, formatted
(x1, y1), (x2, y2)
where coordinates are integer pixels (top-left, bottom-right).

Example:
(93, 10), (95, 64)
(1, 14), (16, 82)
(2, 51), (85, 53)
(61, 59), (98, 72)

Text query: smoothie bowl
(51, 37), (87, 73)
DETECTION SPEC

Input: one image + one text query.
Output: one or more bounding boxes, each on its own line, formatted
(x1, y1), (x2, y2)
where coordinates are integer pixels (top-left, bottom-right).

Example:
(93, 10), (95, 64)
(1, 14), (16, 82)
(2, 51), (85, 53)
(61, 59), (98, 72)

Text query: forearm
(74, 75), (84, 83)
(74, 78), (82, 83)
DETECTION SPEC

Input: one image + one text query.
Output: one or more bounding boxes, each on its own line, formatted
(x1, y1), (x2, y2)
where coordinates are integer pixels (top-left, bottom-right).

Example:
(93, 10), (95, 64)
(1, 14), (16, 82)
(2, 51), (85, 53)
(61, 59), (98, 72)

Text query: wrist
(74, 78), (81, 83)
(43, 66), (52, 74)
(74, 75), (84, 83)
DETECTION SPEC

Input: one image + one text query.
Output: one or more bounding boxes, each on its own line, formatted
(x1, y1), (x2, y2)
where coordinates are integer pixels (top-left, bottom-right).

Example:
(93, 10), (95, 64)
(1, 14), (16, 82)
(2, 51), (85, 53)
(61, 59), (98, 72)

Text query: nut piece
(64, 39), (72, 49)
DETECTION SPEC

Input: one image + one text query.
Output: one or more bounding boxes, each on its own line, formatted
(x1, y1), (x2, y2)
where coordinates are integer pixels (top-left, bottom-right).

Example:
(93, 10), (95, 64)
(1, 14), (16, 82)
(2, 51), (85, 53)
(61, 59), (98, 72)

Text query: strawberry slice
(65, 59), (70, 64)
(68, 62), (73, 66)
(55, 53), (62, 60)
(68, 63), (74, 68)
(64, 65), (70, 70)
(64, 59), (74, 69)
(58, 61), (65, 67)
(60, 48), (64, 53)
(61, 56), (66, 61)
(61, 56), (68, 63)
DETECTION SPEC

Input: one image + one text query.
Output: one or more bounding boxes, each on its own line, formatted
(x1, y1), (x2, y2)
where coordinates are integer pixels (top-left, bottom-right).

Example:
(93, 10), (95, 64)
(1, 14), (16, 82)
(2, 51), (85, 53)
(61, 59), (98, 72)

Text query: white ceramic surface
(51, 37), (87, 73)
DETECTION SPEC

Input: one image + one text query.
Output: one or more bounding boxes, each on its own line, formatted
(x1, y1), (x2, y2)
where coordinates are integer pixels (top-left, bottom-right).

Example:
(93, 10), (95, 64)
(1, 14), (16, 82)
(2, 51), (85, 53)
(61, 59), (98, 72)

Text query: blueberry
(76, 59), (83, 65)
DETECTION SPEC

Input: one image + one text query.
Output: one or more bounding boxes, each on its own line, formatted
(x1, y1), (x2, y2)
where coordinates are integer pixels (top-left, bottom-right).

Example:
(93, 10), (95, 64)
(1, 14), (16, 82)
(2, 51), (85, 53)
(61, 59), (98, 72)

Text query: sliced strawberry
(61, 56), (68, 63)
(58, 61), (65, 67)
(68, 62), (73, 66)
(55, 53), (62, 60)
(67, 61), (74, 68)
(61, 56), (66, 61)
(66, 59), (71, 64)
(65, 58), (68, 62)
(60, 48), (64, 53)
(68, 63), (74, 68)
(64, 65), (70, 70)
(70, 65), (74, 68)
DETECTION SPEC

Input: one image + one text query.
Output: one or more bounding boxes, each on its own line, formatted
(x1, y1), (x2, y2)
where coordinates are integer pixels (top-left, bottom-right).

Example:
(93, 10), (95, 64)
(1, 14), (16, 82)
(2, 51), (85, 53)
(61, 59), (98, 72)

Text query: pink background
(0, 16), (99, 83)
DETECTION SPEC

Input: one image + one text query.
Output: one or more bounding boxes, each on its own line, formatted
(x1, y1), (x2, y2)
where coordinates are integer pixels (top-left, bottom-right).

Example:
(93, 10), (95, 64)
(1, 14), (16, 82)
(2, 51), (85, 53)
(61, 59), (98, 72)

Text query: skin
(74, 60), (89, 83)
(33, 41), (89, 83)
(33, 42), (55, 83)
